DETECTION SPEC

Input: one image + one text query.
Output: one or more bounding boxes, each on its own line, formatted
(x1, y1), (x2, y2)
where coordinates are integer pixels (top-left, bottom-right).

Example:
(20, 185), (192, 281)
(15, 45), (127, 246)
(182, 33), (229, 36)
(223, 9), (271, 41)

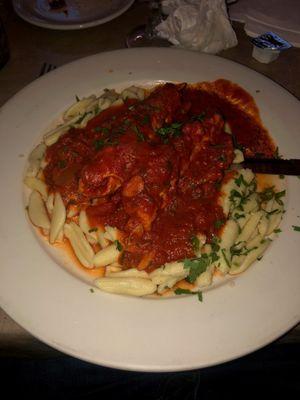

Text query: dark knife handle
(241, 158), (300, 176)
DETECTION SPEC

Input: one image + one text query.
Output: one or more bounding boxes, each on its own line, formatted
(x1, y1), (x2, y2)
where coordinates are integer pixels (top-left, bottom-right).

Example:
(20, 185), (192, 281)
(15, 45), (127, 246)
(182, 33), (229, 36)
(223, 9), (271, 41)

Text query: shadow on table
(1, 343), (299, 399)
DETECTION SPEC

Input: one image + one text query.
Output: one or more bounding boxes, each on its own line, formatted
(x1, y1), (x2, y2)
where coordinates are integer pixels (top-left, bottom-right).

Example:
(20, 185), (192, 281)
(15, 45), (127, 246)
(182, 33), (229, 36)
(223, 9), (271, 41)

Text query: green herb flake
(274, 190), (286, 206)
(190, 235), (200, 252)
(192, 112), (206, 122)
(174, 288), (194, 295)
(75, 95), (80, 102)
(58, 160), (67, 169)
(115, 240), (123, 251)
(221, 249), (231, 268)
(94, 139), (105, 151)
(132, 125), (145, 142)
(75, 112), (89, 124)
(174, 288), (203, 302)
(94, 105), (100, 115)
(89, 288), (95, 293)
(279, 174), (285, 179)
(197, 291), (203, 302)
(101, 127), (110, 135)
(214, 219), (225, 230)
(234, 174), (249, 188)
(258, 186), (286, 208)
(214, 181), (222, 190)
(156, 122), (183, 142)
(88, 227), (98, 233)
(141, 115), (150, 125)
(292, 225), (300, 232)
(210, 236), (220, 253)
(230, 244), (258, 259)
(184, 255), (210, 283)
(274, 228), (282, 233)
(234, 213), (245, 220)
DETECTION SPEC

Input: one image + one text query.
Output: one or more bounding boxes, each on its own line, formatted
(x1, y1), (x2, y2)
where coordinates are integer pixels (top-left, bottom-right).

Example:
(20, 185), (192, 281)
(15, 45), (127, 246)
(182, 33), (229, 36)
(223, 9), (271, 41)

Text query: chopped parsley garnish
(141, 115), (150, 125)
(183, 242), (219, 283)
(229, 176), (257, 211)
(184, 256), (211, 283)
(234, 213), (245, 220)
(192, 112), (206, 122)
(274, 190), (286, 205)
(229, 243), (258, 259)
(174, 288), (193, 295)
(184, 258), (209, 283)
(89, 288), (95, 293)
(88, 227), (98, 233)
(258, 187), (286, 206)
(234, 174), (250, 188)
(198, 291), (203, 302)
(75, 112), (89, 124)
(101, 127), (110, 135)
(174, 288), (203, 301)
(190, 235), (200, 252)
(115, 240), (123, 251)
(156, 122), (182, 143)
(265, 208), (280, 219)
(94, 139), (105, 151)
(274, 228), (282, 233)
(292, 225), (300, 232)
(214, 219), (225, 230)
(221, 249), (231, 268)
(132, 125), (145, 142)
(94, 104), (100, 115)
(258, 186), (275, 202)
(75, 95), (80, 102)
(58, 160), (67, 168)
(210, 236), (220, 253)
(219, 154), (227, 162)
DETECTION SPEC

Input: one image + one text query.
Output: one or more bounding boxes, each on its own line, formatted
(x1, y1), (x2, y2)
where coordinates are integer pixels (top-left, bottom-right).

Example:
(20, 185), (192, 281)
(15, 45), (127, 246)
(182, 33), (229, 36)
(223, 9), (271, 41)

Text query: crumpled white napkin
(155, 0), (238, 54)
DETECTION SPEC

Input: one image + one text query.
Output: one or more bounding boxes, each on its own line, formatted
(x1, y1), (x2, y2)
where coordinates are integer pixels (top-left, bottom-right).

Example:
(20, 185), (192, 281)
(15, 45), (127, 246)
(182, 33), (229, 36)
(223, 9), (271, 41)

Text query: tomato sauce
(44, 81), (275, 271)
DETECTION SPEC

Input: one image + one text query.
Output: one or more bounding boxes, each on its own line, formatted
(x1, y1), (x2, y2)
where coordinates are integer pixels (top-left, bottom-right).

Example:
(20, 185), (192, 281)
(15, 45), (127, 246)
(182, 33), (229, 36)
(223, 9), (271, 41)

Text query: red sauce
(44, 81), (275, 272)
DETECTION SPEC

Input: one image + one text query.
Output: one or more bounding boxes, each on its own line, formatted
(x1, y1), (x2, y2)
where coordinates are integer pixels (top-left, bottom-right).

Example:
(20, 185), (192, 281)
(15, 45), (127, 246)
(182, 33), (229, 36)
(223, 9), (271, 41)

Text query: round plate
(0, 48), (299, 372)
(13, 0), (134, 30)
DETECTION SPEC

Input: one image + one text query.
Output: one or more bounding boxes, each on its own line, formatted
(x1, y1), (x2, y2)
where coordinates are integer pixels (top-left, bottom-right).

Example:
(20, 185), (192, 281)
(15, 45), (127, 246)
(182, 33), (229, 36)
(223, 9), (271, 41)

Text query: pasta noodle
(24, 81), (285, 298)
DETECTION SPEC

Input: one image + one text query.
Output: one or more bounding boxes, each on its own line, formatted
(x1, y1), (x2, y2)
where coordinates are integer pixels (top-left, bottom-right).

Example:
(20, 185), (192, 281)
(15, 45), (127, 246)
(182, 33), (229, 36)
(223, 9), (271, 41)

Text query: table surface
(0, 0), (299, 358)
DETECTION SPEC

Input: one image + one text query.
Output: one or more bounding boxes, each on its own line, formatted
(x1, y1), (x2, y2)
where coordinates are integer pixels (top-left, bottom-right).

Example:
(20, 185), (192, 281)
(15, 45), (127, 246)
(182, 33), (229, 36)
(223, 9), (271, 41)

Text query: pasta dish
(24, 80), (285, 298)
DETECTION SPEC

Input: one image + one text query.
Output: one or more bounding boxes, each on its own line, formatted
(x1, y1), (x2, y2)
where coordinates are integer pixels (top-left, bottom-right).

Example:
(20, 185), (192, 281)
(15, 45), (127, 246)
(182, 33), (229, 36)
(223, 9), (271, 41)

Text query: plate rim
(12, 0), (135, 30)
(0, 48), (300, 372)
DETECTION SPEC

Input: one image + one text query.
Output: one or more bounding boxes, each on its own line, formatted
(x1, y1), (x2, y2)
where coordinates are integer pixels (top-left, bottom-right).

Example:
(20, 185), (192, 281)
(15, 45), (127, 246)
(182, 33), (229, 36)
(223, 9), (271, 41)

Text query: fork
(39, 62), (57, 77)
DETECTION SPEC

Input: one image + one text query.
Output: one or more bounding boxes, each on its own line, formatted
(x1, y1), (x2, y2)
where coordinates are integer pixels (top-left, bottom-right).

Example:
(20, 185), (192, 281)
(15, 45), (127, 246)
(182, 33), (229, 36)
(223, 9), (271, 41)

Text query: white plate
(0, 48), (300, 372)
(13, 0), (134, 30)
